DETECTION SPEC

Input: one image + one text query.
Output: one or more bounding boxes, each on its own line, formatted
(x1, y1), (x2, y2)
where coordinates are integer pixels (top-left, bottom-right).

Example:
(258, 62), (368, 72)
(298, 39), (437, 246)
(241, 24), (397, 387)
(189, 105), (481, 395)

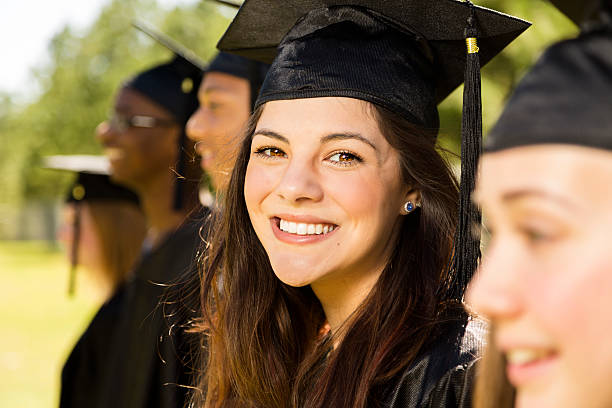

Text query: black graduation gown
(96, 218), (201, 408)
(60, 217), (202, 408)
(384, 317), (484, 408)
(59, 286), (127, 407)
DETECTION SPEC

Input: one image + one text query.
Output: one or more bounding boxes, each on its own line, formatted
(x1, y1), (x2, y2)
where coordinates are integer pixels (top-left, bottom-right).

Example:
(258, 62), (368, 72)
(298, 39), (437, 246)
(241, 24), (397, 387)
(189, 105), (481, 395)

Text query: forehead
(477, 144), (612, 208)
(256, 97), (381, 139)
(200, 71), (250, 95)
(115, 86), (173, 118)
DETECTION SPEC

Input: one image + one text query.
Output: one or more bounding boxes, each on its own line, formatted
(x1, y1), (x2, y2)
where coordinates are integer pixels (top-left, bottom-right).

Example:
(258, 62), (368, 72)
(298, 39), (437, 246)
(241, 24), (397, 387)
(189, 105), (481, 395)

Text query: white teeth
(278, 218), (336, 236)
(506, 349), (551, 365)
(297, 223), (307, 235)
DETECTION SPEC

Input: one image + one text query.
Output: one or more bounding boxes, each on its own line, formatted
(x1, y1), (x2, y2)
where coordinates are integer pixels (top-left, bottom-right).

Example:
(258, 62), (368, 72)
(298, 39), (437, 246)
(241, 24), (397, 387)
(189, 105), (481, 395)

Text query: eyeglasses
(108, 113), (177, 133)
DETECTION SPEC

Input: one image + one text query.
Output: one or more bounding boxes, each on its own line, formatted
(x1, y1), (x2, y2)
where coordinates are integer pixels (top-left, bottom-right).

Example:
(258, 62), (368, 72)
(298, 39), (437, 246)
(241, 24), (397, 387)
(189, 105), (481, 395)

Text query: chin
(268, 257), (321, 288)
(515, 386), (586, 408)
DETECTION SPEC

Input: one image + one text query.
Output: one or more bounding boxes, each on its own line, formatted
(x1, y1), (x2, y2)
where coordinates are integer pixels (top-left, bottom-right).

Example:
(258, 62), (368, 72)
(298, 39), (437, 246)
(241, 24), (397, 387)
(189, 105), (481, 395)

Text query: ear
(400, 187), (421, 215)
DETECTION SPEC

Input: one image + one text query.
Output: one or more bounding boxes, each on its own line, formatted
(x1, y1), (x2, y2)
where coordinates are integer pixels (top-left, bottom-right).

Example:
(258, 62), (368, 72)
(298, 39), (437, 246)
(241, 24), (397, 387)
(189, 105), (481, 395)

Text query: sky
(0, 0), (199, 99)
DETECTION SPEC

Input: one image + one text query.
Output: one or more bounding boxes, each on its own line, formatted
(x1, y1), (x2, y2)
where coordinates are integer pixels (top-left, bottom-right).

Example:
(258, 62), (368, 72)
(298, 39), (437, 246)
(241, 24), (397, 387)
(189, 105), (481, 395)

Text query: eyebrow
(321, 132), (377, 151)
(202, 86), (234, 95)
(500, 189), (577, 210)
(253, 129), (290, 144)
(252, 129), (377, 151)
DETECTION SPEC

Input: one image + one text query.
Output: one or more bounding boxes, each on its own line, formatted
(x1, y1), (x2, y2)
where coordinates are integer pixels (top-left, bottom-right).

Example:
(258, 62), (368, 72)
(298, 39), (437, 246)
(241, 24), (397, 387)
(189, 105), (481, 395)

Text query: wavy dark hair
(190, 102), (463, 408)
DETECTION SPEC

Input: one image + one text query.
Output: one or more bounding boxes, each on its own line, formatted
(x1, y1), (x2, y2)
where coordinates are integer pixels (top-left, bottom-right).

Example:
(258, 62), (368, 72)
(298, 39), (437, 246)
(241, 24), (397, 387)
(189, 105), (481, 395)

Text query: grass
(0, 241), (102, 408)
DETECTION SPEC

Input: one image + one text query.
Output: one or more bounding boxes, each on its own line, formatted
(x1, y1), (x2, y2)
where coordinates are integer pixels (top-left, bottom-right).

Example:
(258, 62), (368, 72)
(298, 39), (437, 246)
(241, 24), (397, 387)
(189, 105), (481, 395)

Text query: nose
(186, 107), (210, 142)
(275, 157), (324, 204)
(95, 120), (116, 146)
(466, 239), (523, 321)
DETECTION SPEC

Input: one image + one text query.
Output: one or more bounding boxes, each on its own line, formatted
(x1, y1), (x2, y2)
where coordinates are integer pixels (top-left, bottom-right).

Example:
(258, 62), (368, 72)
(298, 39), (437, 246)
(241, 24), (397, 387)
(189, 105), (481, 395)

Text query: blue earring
(404, 201), (415, 213)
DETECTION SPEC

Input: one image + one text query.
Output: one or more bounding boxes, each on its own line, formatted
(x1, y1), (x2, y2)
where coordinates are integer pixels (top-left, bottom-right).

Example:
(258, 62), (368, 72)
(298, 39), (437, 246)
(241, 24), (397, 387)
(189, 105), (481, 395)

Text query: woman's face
(244, 97), (409, 293)
(468, 145), (612, 408)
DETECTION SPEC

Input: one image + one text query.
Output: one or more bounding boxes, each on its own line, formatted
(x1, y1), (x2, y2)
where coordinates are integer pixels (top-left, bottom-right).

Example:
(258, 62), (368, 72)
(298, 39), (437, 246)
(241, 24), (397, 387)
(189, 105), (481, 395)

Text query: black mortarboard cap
(218, 0), (529, 302)
(208, 52), (270, 110)
(130, 22), (205, 210)
(486, 24), (612, 153)
(548, 0), (611, 26)
(44, 155), (140, 296)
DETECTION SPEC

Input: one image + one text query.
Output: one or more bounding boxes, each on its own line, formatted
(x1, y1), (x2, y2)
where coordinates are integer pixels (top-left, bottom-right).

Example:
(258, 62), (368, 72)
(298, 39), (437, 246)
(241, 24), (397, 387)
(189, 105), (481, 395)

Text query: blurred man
(186, 52), (269, 190)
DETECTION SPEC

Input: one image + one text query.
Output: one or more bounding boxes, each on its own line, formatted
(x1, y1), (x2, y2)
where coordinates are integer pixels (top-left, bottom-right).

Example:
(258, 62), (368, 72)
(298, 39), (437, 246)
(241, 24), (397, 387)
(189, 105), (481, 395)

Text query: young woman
(468, 6), (612, 408)
(49, 156), (146, 297)
(193, 1), (528, 407)
(47, 156), (147, 407)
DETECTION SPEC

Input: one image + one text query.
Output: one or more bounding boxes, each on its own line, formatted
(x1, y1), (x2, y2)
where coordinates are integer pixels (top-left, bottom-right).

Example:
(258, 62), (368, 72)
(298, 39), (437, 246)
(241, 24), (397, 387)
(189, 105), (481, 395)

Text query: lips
(503, 347), (559, 386)
(104, 147), (125, 160)
(279, 218), (336, 235)
(270, 216), (338, 244)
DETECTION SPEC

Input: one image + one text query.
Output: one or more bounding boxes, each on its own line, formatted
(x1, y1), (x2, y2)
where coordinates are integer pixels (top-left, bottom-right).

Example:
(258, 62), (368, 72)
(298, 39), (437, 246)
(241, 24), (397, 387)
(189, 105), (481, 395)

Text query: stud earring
(404, 201), (415, 213)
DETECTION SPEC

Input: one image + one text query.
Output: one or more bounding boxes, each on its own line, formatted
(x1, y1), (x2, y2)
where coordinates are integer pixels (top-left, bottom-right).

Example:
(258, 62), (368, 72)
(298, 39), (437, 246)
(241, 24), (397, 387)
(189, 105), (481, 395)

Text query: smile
(504, 348), (558, 387)
(270, 216), (338, 244)
(279, 218), (336, 235)
(105, 147), (125, 160)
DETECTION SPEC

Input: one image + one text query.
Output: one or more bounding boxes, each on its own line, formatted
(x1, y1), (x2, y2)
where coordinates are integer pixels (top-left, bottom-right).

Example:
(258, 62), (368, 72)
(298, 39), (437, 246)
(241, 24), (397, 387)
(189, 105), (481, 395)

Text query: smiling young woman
(191, 1), (528, 407)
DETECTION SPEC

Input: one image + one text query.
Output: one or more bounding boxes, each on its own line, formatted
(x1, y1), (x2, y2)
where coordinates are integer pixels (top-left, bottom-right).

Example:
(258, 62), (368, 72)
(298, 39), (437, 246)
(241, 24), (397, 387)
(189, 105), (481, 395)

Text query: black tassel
(450, 3), (483, 301)
(68, 201), (82, 297)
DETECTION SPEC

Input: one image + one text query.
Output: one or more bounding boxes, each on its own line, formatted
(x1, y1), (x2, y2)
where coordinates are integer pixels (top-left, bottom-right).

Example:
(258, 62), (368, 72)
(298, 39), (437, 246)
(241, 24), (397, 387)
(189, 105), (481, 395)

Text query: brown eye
(327, 152), (363, 166)
(255, 147), (286, 158)
(328, 151), (362, 165)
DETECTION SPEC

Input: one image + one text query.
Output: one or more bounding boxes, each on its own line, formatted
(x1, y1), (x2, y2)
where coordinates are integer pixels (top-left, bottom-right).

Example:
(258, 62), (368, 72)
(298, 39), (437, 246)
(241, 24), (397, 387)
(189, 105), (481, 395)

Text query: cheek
(327, 168), (400, 227)
(244, 161), (279, 216)
(527, 236), (612, 372)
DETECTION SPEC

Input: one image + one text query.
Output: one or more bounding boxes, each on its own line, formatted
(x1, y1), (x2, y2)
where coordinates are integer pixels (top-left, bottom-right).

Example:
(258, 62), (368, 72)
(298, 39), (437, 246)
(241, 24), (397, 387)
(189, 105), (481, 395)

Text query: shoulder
(384, 317), (486, 408)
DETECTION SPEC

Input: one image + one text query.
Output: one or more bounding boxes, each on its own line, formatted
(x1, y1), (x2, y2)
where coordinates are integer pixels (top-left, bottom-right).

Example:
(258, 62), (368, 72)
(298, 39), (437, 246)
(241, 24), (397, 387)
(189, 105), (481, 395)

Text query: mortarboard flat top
(133, 21), (207, 72)
(44, 155), (140, 204)
(549, 0), (609, 26)
(218, 0), (530, 104)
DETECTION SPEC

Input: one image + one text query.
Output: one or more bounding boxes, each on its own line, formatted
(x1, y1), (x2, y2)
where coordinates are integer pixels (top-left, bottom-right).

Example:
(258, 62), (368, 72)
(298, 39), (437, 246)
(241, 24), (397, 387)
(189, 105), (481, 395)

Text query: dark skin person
(96, 86), (187, 246)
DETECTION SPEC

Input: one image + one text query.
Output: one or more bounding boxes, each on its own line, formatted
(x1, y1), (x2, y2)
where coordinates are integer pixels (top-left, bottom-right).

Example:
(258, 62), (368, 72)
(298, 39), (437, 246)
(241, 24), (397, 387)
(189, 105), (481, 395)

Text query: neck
(136, 173), (189, 247)
(311, 266), (384, 335)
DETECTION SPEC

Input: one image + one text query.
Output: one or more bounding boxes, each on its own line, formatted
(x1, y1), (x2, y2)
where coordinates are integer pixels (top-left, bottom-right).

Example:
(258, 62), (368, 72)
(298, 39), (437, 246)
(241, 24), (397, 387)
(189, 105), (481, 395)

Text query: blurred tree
(0, 0), (229, 212)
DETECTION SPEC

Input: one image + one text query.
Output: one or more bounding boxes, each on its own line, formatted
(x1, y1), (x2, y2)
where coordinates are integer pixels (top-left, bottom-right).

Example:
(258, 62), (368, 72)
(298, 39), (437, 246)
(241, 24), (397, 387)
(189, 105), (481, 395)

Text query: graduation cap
(486, 23), (612, 153)
(218, 0), (530, 302)
(129, 21), (205, 210)
(44, 155), (140, 296)
(548, 0), (611, 26)
(207, 52), (270, 110)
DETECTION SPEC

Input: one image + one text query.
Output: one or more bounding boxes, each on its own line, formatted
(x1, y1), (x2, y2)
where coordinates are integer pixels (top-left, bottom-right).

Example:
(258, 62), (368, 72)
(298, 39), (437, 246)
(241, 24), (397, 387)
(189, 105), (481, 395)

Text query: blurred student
(468, 2), (612, 408)
(91, 46), (204, 408)
(186, 52), (268, 189)
(47, 155), (147, 407)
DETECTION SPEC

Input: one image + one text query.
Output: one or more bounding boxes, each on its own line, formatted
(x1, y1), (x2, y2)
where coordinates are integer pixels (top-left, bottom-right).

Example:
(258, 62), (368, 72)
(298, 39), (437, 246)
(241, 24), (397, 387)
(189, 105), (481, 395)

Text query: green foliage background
(0, 0), (576, 237)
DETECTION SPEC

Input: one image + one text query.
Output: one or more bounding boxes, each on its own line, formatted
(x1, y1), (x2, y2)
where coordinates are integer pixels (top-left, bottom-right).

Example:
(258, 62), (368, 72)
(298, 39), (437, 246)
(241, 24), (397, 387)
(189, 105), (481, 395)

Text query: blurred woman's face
(468, 145), (612, 408)
(58, 202), (104, 276)
(244, 97), (410, 301)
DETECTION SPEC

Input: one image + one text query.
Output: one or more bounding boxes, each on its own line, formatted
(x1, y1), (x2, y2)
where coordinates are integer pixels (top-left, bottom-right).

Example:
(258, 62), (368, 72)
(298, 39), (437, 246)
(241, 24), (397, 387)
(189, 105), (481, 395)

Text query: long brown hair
(87, 201), (146, 294)
(192, 102), (463, 408)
